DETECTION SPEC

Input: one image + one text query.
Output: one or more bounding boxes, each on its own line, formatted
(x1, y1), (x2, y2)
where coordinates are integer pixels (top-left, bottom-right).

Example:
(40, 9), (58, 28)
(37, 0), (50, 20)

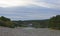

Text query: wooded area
(0, 15), (60, 29)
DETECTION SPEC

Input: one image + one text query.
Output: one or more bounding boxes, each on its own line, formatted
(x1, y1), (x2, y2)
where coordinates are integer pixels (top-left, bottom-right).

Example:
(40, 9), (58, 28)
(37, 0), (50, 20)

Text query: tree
(49, 15), (60, 29)
(0, 16), (15, 28)
(0, 16), (10, 21)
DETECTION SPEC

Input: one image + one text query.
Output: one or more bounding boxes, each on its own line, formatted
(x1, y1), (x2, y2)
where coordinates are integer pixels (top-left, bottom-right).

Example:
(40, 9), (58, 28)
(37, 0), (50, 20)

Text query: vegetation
(0, 16), (15, 28)
(49, 15), (60, 29)
(22, 20), (49, 28)
(0, 15), (60, 29)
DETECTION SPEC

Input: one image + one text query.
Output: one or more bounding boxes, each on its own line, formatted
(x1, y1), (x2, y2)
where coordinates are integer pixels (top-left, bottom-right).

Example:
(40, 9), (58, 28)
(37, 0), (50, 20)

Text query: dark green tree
(49, 15), (60, 29)
(0, 16), (10, 21)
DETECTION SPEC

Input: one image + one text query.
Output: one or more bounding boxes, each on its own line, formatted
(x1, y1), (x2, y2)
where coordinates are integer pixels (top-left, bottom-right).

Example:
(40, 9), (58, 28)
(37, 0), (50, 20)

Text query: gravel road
(0, 27), (60, 36)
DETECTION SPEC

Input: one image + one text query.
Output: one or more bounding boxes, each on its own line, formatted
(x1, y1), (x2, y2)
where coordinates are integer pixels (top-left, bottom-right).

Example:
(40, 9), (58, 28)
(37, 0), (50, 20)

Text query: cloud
(0, 0), (29, 7)
(0, 6), (60, 20)
(0, 0), (60, 20)
(36, 0), (60, 9)
(0, 0), (59, 9)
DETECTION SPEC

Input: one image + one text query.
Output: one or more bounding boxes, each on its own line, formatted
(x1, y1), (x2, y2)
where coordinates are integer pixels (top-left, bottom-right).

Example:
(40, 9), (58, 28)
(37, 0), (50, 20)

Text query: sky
(0, 0), (60, 20)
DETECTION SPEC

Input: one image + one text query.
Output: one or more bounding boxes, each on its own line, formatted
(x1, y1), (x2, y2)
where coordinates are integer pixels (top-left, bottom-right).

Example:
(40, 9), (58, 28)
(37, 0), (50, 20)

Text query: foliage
(0, 16), (10, 21)
(0, 15), (60, 30)
(0, 16), (15, 28)
(49, 15), (60, 29)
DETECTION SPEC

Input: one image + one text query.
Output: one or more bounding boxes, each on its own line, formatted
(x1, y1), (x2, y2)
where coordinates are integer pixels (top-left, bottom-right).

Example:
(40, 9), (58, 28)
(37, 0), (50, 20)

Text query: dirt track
(0, 27), (60, 36)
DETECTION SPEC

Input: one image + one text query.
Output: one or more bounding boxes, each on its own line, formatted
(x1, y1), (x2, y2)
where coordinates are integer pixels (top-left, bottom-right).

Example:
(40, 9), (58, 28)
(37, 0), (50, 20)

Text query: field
(0, 27), (60, 36)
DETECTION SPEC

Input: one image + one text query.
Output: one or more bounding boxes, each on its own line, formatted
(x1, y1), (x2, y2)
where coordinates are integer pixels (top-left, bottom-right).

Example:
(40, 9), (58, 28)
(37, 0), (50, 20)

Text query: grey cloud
(0, 5), (60, 20)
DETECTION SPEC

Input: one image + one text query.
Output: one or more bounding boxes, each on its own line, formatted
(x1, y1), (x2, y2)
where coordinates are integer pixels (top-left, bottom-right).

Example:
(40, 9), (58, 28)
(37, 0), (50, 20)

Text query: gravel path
(0, 27), (60, 36)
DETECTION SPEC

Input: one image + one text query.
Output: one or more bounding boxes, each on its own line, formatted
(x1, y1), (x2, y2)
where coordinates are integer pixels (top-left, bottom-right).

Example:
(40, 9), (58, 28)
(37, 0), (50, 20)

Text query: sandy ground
(0, 27), (60, 36)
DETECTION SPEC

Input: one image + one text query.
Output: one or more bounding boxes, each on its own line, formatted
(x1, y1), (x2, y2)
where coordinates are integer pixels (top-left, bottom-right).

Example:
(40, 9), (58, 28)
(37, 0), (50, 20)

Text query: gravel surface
(0, 27), (60, 36)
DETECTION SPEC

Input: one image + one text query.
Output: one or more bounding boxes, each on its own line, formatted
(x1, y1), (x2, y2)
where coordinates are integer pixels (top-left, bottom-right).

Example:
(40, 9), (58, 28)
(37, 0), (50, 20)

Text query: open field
(0, 27), (60, 36)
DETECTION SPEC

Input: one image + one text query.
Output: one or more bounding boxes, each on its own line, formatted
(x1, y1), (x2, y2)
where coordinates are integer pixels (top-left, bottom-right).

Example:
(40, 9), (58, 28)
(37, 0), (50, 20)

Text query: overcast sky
(0, 0), (60, 20)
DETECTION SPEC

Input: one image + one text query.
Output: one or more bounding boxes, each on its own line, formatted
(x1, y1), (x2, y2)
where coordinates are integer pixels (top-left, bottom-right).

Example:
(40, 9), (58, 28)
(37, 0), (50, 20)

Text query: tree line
(0, 15), (60, 30)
